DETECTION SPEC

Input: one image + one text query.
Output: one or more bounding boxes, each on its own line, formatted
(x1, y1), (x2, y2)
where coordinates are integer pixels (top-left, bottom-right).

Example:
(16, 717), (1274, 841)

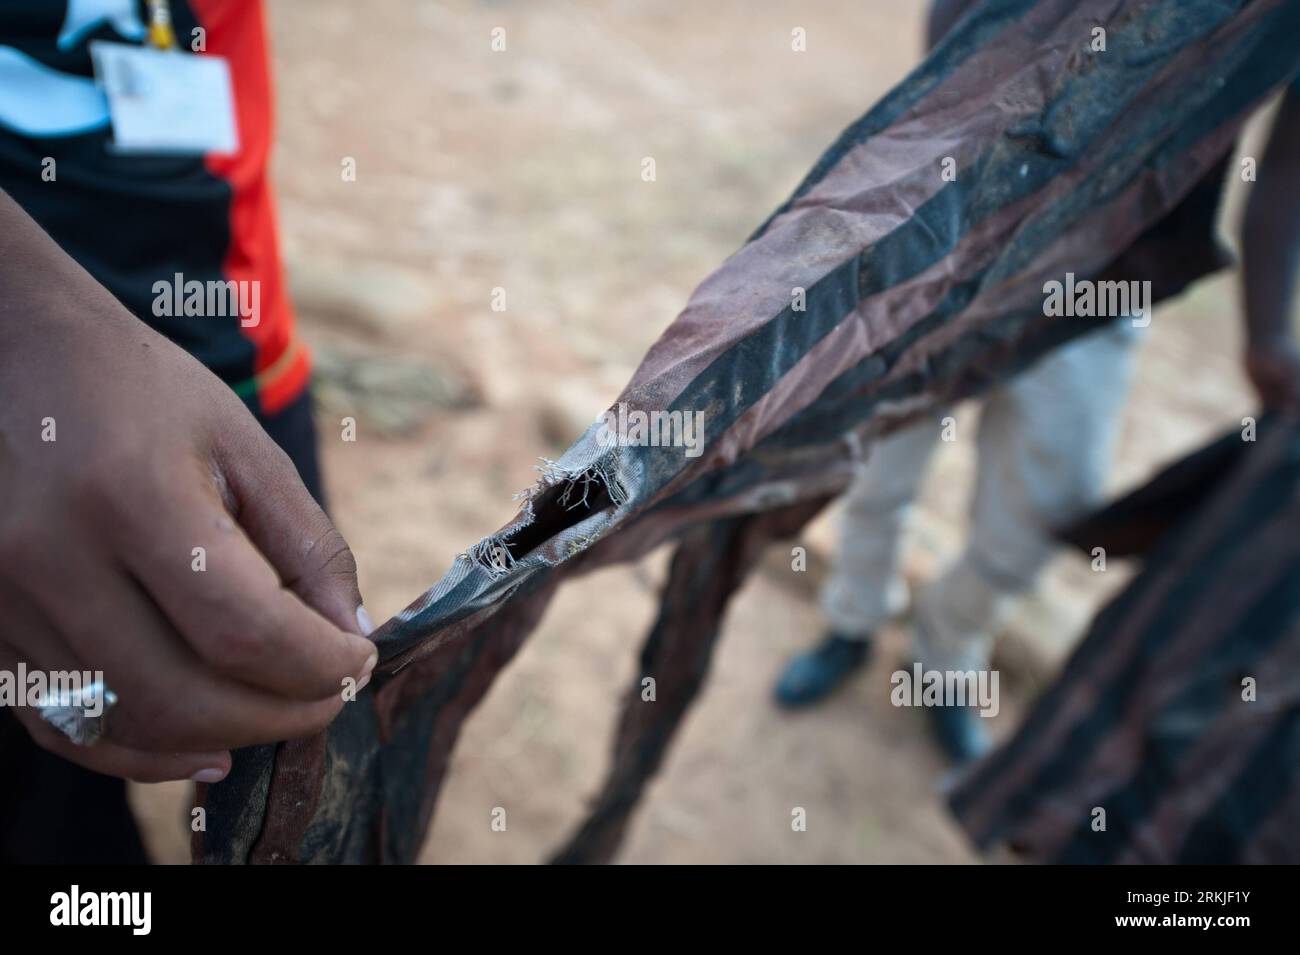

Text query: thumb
(214, 417), (372, 640)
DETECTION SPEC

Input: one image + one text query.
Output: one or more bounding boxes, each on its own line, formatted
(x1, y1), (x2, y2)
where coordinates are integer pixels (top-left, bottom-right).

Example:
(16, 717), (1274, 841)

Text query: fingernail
(356, 671), (372, 693)
(191, 767), (227, 783)
(356, 604), (374, 636)
(359, 649), (378, 681)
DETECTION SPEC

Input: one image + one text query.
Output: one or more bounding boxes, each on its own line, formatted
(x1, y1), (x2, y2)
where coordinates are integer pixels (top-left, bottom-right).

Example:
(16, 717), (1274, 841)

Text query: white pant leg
(821, 414), (946, 638)
(914, 319), (1146, 670)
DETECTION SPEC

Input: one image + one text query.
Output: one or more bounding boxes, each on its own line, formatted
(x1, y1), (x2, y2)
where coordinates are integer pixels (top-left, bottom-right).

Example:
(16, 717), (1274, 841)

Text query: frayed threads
(522, 456), (628, 511)
(462, 456), (629, 578)
(464, 534), (517, 579)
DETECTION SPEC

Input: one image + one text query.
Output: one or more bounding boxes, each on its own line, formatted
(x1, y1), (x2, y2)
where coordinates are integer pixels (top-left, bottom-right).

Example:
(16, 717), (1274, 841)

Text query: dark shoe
(774, 633), (870, 708)
(929, 705), (992, 765)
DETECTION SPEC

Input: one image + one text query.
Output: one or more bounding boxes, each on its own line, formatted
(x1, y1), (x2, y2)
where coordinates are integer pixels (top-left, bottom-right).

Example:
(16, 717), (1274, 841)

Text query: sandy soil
(131, 0), (1262, 864)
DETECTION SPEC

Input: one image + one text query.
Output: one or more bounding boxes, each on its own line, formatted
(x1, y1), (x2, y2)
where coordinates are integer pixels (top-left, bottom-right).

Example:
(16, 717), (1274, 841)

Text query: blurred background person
(773, 0), (1300, 764)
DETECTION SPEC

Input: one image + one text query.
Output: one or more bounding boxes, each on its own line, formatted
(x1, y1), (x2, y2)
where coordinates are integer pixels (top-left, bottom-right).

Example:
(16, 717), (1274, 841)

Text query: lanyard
(145, 0), (178, 50)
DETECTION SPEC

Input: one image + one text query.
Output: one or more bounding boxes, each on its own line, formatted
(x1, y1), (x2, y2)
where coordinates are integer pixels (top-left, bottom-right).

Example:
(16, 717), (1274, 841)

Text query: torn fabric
(195, 0), (1300, 863)
(953, 414), (1300, 863)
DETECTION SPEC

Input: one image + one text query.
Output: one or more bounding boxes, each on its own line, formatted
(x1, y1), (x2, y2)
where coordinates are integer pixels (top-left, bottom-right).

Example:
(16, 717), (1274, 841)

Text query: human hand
(0, 197), (376, 783)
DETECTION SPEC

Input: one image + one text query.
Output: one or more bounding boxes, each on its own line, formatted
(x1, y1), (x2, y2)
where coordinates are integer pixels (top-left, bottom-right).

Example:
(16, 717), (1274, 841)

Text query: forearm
(0, 187), (69, 295)
(0, 188), (137, 351)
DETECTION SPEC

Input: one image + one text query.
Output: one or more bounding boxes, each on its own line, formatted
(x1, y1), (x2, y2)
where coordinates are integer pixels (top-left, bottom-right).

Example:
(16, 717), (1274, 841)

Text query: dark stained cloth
(194, 0), (1300, 863)
(952, 414), (1300, 863)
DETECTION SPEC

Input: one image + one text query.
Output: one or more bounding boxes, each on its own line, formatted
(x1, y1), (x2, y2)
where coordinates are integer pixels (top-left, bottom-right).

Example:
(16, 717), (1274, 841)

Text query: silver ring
(38, 680), (117, 746)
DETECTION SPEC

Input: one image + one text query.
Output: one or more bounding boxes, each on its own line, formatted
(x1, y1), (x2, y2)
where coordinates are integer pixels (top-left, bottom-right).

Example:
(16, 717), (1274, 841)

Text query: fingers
(215, 419), (370, 638)
(14, 707), (231, 783)
(11, 533), (355, 752)
(88, 589), (350, 752)
(101, 456), (375, 702)
(0, 640), (228, 783)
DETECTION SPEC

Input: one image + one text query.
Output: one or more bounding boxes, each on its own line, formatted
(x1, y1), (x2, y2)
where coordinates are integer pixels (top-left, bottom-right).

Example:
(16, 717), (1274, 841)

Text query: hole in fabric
(496, 471), (616, 563)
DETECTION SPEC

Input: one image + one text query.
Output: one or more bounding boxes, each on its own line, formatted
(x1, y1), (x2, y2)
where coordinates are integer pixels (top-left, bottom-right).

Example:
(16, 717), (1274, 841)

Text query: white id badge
(89, 41), (239, 155)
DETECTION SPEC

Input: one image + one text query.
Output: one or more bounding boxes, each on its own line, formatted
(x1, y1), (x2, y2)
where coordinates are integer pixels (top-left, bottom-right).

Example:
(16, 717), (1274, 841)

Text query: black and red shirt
(0, 0), (307, 415)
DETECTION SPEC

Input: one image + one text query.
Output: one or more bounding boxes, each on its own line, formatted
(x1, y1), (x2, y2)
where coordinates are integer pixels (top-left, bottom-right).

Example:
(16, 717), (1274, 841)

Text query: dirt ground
(132, 0), (1263, 863)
